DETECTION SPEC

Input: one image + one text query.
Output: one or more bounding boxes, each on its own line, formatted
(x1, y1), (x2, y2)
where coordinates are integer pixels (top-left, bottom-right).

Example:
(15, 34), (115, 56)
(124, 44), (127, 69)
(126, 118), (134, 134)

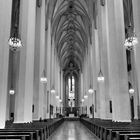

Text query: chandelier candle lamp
(51, 89), (56, 94)
(88, 88), (94, 94)
(124, 26), (138, 50)
(8, 36), (22, 51)
(9, 89), (15, 95)
(129, 88), (134, 94)
(56, 95), (59, 99)
(124, 0), (138, 50)
(40, 70), (47, 83)
(84, 94), (88, 99)
(97, 44), (104, 82)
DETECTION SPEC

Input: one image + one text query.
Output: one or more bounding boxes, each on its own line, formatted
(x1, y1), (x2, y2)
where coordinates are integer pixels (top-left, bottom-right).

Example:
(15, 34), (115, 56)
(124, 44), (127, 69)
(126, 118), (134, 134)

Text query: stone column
(63, 74), (66, 113)
(130, 51), (138, 119)
(46, 20), (51, 118)
(106, 0), (131, 121)
(97, 0), (111, 119)
(87, 46), (91, 116)
(60, 71), (63, 114)
(94, 29), (100, 118)
(0, 0), (12, 128)
(90, 21), (97, 118)
(96, 1), (106, 119)
(132, 0), (140, 119)
(14, 0), (36, 123)
(91, 23), (97, 90)
(33, 0), (46, 120)
(50, 40), (55, 107)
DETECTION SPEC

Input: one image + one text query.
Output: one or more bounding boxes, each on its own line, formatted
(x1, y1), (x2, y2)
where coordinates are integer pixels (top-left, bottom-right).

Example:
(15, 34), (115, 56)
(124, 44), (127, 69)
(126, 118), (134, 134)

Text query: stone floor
(48, 121), (100, 140)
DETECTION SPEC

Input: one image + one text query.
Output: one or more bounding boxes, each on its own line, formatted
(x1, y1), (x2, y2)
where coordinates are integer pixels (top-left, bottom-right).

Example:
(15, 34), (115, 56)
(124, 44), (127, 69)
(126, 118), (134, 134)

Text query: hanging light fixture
(84, 94), (88, 99)
(8, 35), (23, 51)
(40, 70), (47, 83)
(51, 84), (55, 94)
(51, 88), (55, 94)
(129, 88), (134, 94)
(81, 99), (84, 102)
(9, 89), (15, 95)
(97, 44), (104, 82)
(56, 95), (59, 99)
(8, 0), (23, 52)
(124, 0), (138, 50)
(128, 82), (135, 95)
(88, 88), (94, 94)
(59, 99), (62, 102)
(124, 25), (138, 50)
(97, 70), (105, 82)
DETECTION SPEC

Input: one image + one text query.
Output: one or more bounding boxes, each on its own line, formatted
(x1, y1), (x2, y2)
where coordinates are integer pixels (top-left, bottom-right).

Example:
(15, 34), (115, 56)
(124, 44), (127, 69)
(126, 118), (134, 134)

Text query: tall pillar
(0, 0), (12, 128)
(130, 51), (138, 119)
(132, 0), (140, 119)
(46, 20), (51, 118)
(60, 71), (63, 114)
(91, 22), (97, 91)
(60, 71), (63, 101)
(87, 48), (91, 116)
(33, 0), (46, 120)
(14, 0), (36, 123)
(50, 39), (55, 107)
(38, 0), (46, 120)
(97, 0), (111, 119)
(106, 0), (131, 121)
(94, 29), (100, 118)
(55, 53), (59, 108)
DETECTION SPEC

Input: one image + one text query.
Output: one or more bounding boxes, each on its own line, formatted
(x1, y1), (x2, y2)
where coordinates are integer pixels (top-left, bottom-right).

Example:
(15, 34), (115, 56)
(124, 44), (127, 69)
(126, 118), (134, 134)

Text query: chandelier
(124, 0), (138, 51)
(8, 36), (22, 51)
(88, 88), (94, 94)
(51, 88), (55, 94)
(8, 26), (23, 52)
(9, 89), (15, 95)
(84, 94), (88, 99)
(129, 88), (134, 94)
(59, 99), (62, 102)
(97, 44), (104, 82)
(40, 70), (47, 83)
(8, 0), (23, 52)
(97, 70), (105, 82)
(56, 95), (59, 99)
(124, 26), (138, 50)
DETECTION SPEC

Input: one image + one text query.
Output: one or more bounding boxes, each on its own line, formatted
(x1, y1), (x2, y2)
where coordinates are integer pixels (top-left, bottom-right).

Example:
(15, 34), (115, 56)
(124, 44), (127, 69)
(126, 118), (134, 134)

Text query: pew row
(0, 118), (64, 140)
(80, 118), (140, 140)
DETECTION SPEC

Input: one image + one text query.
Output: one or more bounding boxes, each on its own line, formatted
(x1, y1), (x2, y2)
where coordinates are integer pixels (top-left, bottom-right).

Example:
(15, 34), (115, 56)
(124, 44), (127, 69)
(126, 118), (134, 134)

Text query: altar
(69, 113), (74, 117)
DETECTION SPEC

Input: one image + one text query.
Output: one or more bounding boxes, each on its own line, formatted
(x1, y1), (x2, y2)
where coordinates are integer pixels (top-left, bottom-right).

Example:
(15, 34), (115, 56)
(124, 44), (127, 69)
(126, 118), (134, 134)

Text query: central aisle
(48, 121), (99, 140)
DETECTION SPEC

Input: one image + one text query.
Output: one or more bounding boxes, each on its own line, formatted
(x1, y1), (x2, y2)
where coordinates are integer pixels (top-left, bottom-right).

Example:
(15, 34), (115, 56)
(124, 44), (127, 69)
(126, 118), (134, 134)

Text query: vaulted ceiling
(46, 0), (93, 72)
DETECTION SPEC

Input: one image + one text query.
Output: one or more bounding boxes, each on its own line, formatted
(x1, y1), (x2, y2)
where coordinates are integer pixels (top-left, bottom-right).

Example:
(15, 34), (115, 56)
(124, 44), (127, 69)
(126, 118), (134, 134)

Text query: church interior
(0, 0), (140, 140)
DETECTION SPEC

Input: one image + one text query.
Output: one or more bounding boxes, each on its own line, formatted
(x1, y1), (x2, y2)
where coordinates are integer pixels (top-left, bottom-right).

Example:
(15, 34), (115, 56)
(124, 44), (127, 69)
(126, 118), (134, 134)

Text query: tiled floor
(48, 121), (100, 140)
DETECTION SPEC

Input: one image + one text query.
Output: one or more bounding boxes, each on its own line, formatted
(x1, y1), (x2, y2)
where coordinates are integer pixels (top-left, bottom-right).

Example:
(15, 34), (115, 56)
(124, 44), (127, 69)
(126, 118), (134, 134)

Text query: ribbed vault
(47, 0), (92, 71)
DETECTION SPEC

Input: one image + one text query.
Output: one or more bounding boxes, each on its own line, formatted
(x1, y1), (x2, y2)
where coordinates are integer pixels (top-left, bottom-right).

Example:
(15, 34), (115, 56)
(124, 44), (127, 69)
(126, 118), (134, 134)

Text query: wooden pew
(1, 128), (42, 140)
(80, 118), (140, 140)
(6, 124), (46, 140)
(0, 134), (30, 140)
(0, 131), (35, 140)
(120, 133), (140, 140)
(108, 130), (140, 140)
(3, 118), (64, 140)
(105, 128), (140, 140)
